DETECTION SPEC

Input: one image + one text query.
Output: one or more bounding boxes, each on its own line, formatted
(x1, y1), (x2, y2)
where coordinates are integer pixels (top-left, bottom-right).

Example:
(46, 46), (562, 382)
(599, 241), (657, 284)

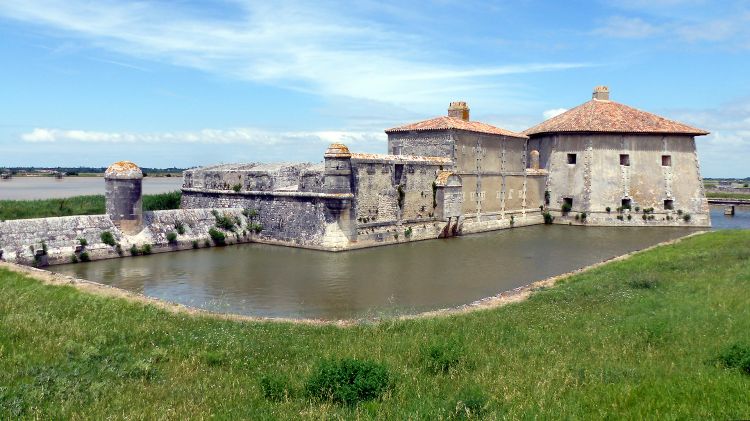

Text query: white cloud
(542, 108), (567, 120)
(594, 16), (660, 38)
(0, 0), (590, 107)
(20, 127), (386, 146)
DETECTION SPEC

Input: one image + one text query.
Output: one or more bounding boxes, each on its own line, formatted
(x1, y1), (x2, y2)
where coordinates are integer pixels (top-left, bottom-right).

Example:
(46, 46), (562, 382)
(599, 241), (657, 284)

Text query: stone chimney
(592, 86), (610, 101)
(448, 101), (470, 121)
(105, 160), (144, 235)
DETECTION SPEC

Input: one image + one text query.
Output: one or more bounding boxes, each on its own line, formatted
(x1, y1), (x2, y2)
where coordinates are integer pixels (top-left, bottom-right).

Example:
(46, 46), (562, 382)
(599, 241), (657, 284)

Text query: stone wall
(537, 133), (710, 226)
(0, 208), (251, 266)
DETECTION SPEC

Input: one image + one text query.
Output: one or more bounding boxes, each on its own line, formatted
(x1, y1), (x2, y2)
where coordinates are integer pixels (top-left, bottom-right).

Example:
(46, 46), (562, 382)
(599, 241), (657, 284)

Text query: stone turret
(105, 161), (143, 235)
(448, 101), (470, 121)
(323, 143), (352, 195)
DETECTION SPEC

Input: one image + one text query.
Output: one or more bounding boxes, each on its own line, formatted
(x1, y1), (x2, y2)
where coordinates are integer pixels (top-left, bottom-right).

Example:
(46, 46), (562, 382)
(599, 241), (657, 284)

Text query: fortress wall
(180, 189), (337, 247)
(0, 209), (251, 266)
(539, 133), (710, 226)
(387, 131), (455, 158)
(349, 157), (448, 245)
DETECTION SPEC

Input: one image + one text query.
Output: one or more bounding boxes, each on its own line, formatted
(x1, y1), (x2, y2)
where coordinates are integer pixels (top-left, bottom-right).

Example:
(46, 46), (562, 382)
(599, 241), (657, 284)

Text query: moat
(53, 206), (749, 320)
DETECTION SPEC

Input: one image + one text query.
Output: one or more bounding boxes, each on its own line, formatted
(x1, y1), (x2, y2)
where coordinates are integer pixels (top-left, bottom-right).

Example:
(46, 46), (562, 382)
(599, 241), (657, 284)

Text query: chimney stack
(592, 86), (610, 101)
(448, 101), (470, 121)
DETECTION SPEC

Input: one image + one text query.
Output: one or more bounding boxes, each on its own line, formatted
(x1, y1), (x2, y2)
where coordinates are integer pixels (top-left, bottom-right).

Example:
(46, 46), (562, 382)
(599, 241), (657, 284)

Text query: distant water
(0, 177), (183, 200)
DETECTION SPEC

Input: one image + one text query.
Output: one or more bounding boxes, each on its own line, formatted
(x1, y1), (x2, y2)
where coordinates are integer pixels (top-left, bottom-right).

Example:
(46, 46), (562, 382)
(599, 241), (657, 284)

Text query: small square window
(662, 155), (672, 166)
(567, 154), (577, 164)
(621, 198), (632, 210)
(620, 154), (630, 166)
(664, 199), (674, 210)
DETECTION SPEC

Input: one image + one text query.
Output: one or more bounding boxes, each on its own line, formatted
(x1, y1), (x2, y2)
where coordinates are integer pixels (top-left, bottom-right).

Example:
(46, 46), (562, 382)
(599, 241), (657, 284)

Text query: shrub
(249, 222), (263, 234)
(243, 208), (258, 219)
(130, 245), (140, 256)
(574, 214), (580, 221)
(628, 277), (659, 289)
(192, 240), (199, 249)
(605, 206), (611, 213)
(510, 215), (515, 226)
(115, 243), (123, 256)
(634, 206), (640, 212)
(79, 251), (91, 262)
(642, 214), (648, 221)
(143, 191), (181, 211)
(213, 212), (236, 231)
(561, 202), (572, 214)
(683, 213), (692, 222)
(305, 358), (390, 405)
(70, 254), (79, 264)
(204, 239), (211, 248)
(78, 237), (88, 247)
(616, 215), (624, 221)
(543, 211), (554, 224)
(422, 340), (467, 374)
(453, 385), (489, 419)
(580, 212), (587, 222)
(716, 343), (750, 375)
(627, 214), (632, 221)
(100, 231), (116, 246)
(260, 373), (293, 402)
(232, 183), (242, 192)
(166, 231), (178, 244)
(209, 227), (226, 246)
(142, 244), (152, 255)
(404, 227), (413, 238)
(174, 221), (186, 235)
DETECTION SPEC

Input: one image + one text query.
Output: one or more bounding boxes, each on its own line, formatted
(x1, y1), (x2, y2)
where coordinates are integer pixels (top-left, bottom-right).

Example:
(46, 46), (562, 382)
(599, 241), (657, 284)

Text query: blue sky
(1, 0), (749, 177)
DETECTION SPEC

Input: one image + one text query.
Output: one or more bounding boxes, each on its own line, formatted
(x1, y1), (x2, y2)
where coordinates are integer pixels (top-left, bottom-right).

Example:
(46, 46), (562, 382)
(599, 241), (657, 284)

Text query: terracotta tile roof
(386, 116), (528, 138)
(524, 99), (709, 136)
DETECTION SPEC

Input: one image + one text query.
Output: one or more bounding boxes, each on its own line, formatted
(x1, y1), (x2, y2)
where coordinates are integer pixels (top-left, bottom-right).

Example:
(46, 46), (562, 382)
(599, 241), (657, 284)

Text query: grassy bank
(1, 231), (750, 418)
(0, 191), (182, 220)
(706, 191), (750, 200)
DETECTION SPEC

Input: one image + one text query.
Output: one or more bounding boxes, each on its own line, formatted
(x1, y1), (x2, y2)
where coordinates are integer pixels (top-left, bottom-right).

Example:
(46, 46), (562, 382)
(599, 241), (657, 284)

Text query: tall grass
(0, 230), (749, 418)
(0, 191), (182, 220)
(706, 191), (750, 200)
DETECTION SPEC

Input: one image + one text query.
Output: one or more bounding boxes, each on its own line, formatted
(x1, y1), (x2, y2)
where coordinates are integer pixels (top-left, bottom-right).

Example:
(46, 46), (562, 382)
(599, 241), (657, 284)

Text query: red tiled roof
(524, 99), (709, 136)
(386, 116), (527, 138)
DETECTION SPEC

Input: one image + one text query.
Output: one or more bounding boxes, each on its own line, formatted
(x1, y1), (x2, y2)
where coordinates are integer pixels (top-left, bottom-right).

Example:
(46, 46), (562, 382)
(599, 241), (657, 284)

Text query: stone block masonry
(0, 208), (251, 266)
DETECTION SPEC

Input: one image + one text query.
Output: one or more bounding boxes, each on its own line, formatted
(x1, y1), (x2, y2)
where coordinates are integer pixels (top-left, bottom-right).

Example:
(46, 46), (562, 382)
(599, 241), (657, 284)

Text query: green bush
(192, 240), (199, 249)
(248, 222), (263, 234)
(543, 211), (554, 224)
(115, 243), (123, 256)
(422, 340), (467, 374)
(209, 228), (226, 246)
(683, 213), (692, 222)
(79, 251), (91, 262)
(404, 227), (413, 238)
(213, 211), (237, 231)
(130, 245), (140, 256)
(232, 183), (242, 192)
(70, 254), (78, 264)
(716, 343), (750, 375)
(174, 221), (185, 235)
(243, 208), (258, 219)
(453, 385), (489, 419)
(605, 206), (611, 213)
(561, 202), (572, 214)
(260, 373), (292, 402)
(580, 212), (587, 222)
(77, 238), (88, 247)
(305, 358), (391, 405)
(100, 231), (116, 246)
(142, 244), (152, 255)
(627, 214), (632, 221)
(166, 232), (178, 244)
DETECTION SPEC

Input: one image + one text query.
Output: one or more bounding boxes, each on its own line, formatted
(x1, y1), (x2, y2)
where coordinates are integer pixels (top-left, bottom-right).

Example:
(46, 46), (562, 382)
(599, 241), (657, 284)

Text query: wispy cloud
(0, 0), (590, 107)
(542, 108), (568, 120)
(593, 16), (660, 39)
(21, 127), (386, 146)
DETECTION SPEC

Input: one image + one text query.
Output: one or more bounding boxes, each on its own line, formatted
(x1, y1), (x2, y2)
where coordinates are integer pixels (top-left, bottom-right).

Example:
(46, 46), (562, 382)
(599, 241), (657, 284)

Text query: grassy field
(0, 191), (182, 220)
(706, 191), (750, 200)
(1, 230), (749, 419)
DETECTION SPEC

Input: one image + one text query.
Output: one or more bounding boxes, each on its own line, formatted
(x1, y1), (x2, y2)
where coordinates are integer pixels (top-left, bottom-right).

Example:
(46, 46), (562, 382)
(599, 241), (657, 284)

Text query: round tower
(323, 143), (352, 194)
(105, 161), (144, 235)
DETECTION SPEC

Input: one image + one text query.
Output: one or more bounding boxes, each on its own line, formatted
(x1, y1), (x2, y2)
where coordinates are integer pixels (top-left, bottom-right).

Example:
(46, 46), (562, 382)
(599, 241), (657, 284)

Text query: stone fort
(0, 86), (711, 264)
(181, 86), (710, 250)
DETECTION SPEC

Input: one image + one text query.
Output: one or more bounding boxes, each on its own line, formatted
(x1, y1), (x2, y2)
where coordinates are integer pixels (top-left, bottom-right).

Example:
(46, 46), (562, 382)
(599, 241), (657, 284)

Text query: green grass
(0, 191), (182, 220)
(706, 191), (750, 200)
(1, 230), (749, 418)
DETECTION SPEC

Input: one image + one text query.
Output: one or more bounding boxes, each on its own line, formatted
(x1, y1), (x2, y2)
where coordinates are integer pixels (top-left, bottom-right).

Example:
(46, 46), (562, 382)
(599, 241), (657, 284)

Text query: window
(394, 164), (404, 184)
(662, 155), (672, 166)
(620, 154), (630, 166)
(664, 199), (674, 210)
(562, 197), (573, 214)
(567, 153), (577, 164)
(621, 198), (632, 210)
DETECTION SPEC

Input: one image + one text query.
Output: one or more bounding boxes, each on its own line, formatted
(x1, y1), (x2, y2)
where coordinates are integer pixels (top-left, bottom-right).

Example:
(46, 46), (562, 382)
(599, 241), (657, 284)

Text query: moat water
(54, 206), (749, 320)
(0, 177), (183, 200)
